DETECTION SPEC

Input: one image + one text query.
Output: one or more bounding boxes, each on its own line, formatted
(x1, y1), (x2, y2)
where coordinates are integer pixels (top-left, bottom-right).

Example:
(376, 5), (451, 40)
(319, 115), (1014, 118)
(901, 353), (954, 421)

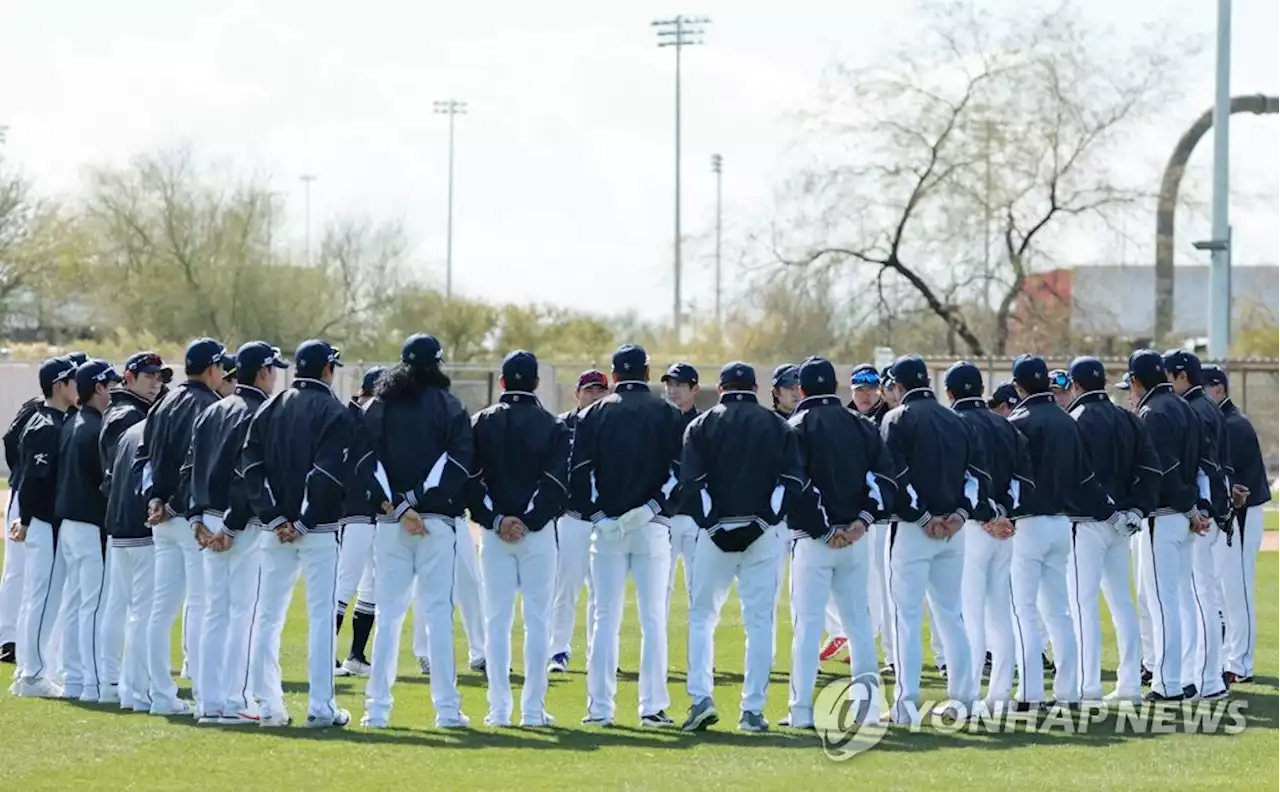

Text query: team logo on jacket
(814, 673), (888, 760)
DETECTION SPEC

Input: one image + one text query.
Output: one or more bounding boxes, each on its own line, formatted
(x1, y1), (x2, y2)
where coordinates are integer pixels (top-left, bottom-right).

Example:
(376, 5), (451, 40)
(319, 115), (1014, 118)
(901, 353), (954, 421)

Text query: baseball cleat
(0, 642), (15, 663)
(417, 656), (431, 675)
(197, 713), (226, 725)
(1140, 667), (1153, 686)
(737, 711), (769, 733)
(260, 710), (292, 728)
(219, 712), (259, 725)
(60, 683), (84, 700)
(780, 713), (814, 729)
(548, 652), (570, 673)
(10, 676), (64, 698)
(640, 710), (675, 728)
(334, 662), (352, 677)
(360, 713), (388, 729)
(150, 700), (194, 717)
(1182, 684), (1197, 699)
(342, 657), (371, 677)
(581, 714), (615, 727)
(469, 657), (487, 673)
(1223, 671), (1252, 686)
(819, 636), (848, 661)
(1143, 690), (1185, 703)
(1199, 688), (1229, 701)
(79, 688), (101, 703)
(681, 698), (718, 732)
(305, 708), (351, 728)
(97, 685), (121, 705)
(520, 712), (556, 727)
(437, 712), (472, 729)
(484, 713), (511, 728)
(1102, 690), (1142, 704)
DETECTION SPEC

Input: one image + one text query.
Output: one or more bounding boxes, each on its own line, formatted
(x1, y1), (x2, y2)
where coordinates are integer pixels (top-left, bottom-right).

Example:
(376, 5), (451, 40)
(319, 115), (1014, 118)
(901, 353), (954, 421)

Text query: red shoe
(819, 636), (848, 661)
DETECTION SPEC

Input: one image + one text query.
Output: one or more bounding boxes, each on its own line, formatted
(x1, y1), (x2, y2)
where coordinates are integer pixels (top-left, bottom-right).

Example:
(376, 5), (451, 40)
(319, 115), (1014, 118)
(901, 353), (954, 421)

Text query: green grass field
(1, 548), (1276, 791)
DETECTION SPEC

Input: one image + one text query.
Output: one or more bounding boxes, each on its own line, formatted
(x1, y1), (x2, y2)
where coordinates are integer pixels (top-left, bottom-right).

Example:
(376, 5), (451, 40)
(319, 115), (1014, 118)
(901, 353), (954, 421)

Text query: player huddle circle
(1, 336), (1267, 739)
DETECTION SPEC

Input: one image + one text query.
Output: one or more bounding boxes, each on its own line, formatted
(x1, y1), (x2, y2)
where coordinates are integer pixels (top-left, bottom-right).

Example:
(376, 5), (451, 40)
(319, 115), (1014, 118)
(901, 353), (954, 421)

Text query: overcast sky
(1, 0), (1276, 320)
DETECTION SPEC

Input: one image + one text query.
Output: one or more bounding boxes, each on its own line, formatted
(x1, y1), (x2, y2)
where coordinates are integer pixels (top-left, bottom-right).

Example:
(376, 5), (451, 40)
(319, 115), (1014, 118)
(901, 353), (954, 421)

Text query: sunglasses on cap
(1049, 370), (1070, 390)
(851, 370), (881, 387)
(327, 347), (343, 365)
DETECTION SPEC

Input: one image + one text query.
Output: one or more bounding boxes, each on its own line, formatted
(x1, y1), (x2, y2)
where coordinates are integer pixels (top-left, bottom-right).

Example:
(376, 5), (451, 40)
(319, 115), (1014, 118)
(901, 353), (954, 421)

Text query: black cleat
(1182, 684), (1197, 699)
(1140, 667), (1153, 686)
(0, 642), (14, 663)
(1144, 690), (1185, 703)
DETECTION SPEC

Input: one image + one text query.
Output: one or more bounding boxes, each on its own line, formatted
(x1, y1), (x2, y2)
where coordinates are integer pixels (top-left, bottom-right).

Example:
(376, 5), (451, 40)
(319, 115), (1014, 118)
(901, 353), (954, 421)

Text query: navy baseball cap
(235, 341), (289, 383)
(38, 356), (77, 393)
(851, 363), (880, 388)
(720, 361), (757, 389)
(611, 344), (648, 379)
(880, 365), (895, 388)
(771, 364), (800, 389)
(799, 356), (837, 395)
(67, 352), (88, 367)
(661, 362), (699, 385)
(75, 359), (122, 392)
(1068, 356), (1106, 392)
(1127, 349), (1165, 390)
(1115, 372), (1133, 391)
(1012, 354), (1050, 392)
(221, 353), (238, 379)
(1201, 364), (1228, 388)
(501, 350), (538, 387)
(184, 338), (225, 375)
(1049, 369), (1071, 391)
(988, 380), (1019, 409)
(1162, 349), (1202, 385)
(944, 360), (984, 397)
(124, 351), (165, 375)
(576, 369), (608, 390)
(294, 339), (343, 378)
(361, 366), (387, 393)
(402, 333), (444, 366)
(889, 355), (930, 390)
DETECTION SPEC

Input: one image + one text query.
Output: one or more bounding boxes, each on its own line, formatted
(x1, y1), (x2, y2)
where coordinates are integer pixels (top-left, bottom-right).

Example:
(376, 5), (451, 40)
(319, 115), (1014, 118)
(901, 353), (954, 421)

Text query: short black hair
(77, 381), (100, 404)
(723, 380), (754, 393)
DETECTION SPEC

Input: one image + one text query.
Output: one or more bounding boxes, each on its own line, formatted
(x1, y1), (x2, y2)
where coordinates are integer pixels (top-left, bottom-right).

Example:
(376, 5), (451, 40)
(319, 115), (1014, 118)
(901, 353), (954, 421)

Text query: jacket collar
(720, 391), (758, 405)
(950, 396), (986, 412)
(901, 388), (936, 405)
(180, 379), (217, 398)
(79, 403), (103, 419)
(1066, 390), (1110, 411)
(235, 384), (269, 402)
(109, 388), (152, 410)
(1015, 391), (1055, 409)
(1183, 385), (1206, 402)
(293, 377), (334, 396)
(615, 381), (649, 394)
(1220, 397), (1238, 416)
(499, 391), (541, 407)
(1138, 381), (1173, 410)
(796, 394), (842, 411)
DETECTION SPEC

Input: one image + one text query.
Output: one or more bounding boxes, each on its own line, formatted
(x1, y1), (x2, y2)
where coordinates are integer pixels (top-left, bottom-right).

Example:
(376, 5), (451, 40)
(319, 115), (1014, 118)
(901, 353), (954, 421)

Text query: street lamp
(434, 99), (468, 299)
(711, 153), (723, 327)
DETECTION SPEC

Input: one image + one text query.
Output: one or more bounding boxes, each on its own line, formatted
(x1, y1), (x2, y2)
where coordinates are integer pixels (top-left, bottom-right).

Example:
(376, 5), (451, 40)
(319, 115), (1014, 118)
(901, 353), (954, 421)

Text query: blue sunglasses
(851, 371), (881, 387)
(1050, 370), (1070, 389)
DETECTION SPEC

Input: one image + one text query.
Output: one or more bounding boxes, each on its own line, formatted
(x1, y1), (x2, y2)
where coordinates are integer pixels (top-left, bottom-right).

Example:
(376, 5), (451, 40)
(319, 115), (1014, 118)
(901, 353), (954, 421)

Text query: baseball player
(413, 505), (488, 676)
(1203, 364), (1269, 684)
(1061, 356), (1159, 704)
(660, 362), (701, 612)
(879, 355), (982, 723)
(1, 390), (45, 665)
(140, 338), (224, 715)
(1115, 372), (1157, 683)
(680, 362), (804, 733)
(334, 366), (384, 678)
(189, 341), (288, 724)
(1048, 369), (1072, 409)
(770, 364), (801, 419)
(1164, 350), (1230, 700)
(1006, 354), (1117, 708)
(243, 338), (353, 728)
(1125, 350), (1214, 701)
(102, 420), (152, 711)
(944, 361), (1033, 709)
(467, 350), (568, 726)
(358, 333), (472, 730)
(548, 369), (611, 674)
(785, 356), (895, 729)
(8, 357), (77, 698)
(570, 343), (682, 728)
(54, 359), (123, 702)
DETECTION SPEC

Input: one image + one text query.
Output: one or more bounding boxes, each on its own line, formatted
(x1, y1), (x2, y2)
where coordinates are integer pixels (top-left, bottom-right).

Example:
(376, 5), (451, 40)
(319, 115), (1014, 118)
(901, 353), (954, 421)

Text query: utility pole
(653, 14), (709, 340)
(434, 99), (467, 299)
(711, 153), (723, 326)
(982, 119), (994, 309)
(1206, 0), (1233, 359)
(300, 174), (317, 266)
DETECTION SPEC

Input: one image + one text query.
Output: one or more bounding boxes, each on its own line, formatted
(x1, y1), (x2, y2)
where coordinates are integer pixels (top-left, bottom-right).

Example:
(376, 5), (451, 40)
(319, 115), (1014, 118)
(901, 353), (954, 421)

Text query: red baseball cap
(576, 370), (608, 390)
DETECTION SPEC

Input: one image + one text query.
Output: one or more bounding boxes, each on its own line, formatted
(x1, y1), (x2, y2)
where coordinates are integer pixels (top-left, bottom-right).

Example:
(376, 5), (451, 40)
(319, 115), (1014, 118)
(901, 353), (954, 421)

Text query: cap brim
(132, 364), (164, 374)
(579, 381), (608, 390)
(270, 359), (290, 369)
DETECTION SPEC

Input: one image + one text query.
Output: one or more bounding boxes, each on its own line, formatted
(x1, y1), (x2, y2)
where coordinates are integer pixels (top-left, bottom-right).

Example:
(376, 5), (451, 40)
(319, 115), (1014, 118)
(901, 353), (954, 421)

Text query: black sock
(335, 601), (347, 635)
(350, 601), (375, 662)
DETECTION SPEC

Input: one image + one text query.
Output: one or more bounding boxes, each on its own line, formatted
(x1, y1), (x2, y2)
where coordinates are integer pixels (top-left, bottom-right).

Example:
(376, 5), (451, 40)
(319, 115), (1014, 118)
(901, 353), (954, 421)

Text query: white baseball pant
(666, 514), (698, 613)
(15, 517), (65, 683)
(587, 522), (670, 721)
(1216, 506), (1263, 678)
(870, 521), (893, 660)
(687, 525), (779, 715)
(1183, 523), (1226, 697)
(250, 529), (340, 722)
(196, 517), (261, 718)
(479, 521), (557, 724)
(336, 520), (375, 611)
(102, 539), (154, 710)
(771, 521), (788, 662)
(1068, 520), (1142, 701)
(365, 517), (461, 726)
(96, 543), (122, 695)
(1133, 531), (1155, 673)
(417, 519), (485, 665)
(1136, 514), (1192, 698)
(549, 515), (595, 661)
(0, 491), (24, 647)
(885, 521), (974, 722)
(961, 520), (1014, 706)
(788, 531), (877, 724)
(1010, 515), (1078, 704)
(825, 598), (845, 641)
(56, 520), (107, 699)
(146, 516), (201, 710)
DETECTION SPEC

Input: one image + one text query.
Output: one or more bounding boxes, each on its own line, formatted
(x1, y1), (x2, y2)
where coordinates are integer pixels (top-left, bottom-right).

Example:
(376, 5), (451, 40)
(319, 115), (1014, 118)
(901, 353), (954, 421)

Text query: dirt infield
(1264, 531), (1279, 552)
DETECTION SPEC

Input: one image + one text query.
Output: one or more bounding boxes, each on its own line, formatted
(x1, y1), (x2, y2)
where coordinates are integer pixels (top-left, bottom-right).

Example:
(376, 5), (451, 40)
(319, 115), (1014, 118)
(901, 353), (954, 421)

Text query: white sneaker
(11, 677), (64, 698)
(342, 658), (371, 677)
(520, 712), (556, 727)
(1103, 690), (1142, 705)
(334, 662), (352, 677)
(60, 683), (84, 700)
(260, 710), (292, 728)
(437, 712), (471, 729)
(360, 712), (388, 729)
(484, 713), (511, 728)
(305, 708), (351, 728)
(79, 688), (100, 703)
(197, 713), (226, 725)
(98, 686), (121, 705)
(150, 700), (194, 717)
(217, 713), (259, 726)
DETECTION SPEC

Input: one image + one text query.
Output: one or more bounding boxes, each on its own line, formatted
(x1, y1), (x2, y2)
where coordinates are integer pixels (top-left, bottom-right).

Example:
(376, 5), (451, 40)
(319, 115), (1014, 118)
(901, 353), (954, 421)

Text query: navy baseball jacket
(1066, 391), (1161, 518)
(16, 405), (68, 527)
(467, 391), (570, 533)
(105, 422), (149, 546)
(787, 394), (898, 542)
(55, 404), (108, 528)
(138, 380), (220, 517)
(1184, 386), (1233, 520)
(662, 406), (701, 519)
(569, 382), (683, 523)
(99, 389), (151, 496)
(1221, 398), (1271, 510)
(243, 378), (354, 534)
(679, 390), (805, 551)
(1135, 383), (1210, 517)
(1007, 392), (1115, 522)
(880, 389), (991, 525)
(187, 385), (269, 533)
(3, 396), (40, 489)
(951, 397), (1035, 520)
(558, 407), (592, 519)
(341, 398), (376, 524)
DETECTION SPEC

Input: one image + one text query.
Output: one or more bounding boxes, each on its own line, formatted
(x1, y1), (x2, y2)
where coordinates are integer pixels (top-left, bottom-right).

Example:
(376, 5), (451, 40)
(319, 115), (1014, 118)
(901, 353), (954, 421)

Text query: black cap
(184, 338), (225, 375)
(221, 353), (238, 379)
(402, 333), (444, 366)
(1127, 348), (1165, 390)
(1162, 349), (1202, 385)
(988, 380), (1019, 409)
(576, 369), (608, 390)
(944, 360), (984, 397)
(889, 355), (930, 390)
(880, 365), (895, 387)
(38, 356), (77, 393)
(294, 339), (343, 378)
(771, 364), (800, 389)
(1201, 364), (1228, 388)
(236, 341), (289, 383)
(720, 361), (757, 389)
(124, 351), (165, 375)
(1049, 369), (1070, 391)
(661, 362), (699, 385)
(501, 350), (538, 386)
(799, 356), (837, 395)
(1012, 354), (1050, 393)
(1068, 356), (1106, 391)
(851, 363), (880, 388)
(75, 359), (122, 392)
(67, 352), (88, 367)
(361, 366), (387, 394)
(611, 344), (648, 380)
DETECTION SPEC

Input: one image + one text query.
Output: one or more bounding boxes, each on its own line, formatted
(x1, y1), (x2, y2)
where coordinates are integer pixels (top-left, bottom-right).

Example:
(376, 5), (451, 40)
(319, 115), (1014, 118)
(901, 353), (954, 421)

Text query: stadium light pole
(434, 99), (468, 300)
(300, 174), (317, 266)
(1206, 0), (1232, 359)
(711, 153), (723, 327)
(653, 14), (709, 339)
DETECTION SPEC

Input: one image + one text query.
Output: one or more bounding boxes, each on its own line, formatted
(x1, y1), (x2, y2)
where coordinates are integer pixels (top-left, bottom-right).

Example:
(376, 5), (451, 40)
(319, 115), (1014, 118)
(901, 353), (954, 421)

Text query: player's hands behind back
(499, 516), (527, 543)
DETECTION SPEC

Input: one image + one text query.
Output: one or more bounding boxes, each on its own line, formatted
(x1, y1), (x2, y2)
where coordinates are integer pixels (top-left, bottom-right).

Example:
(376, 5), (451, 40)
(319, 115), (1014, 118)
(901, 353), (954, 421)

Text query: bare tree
(774, 0), (1191, 356)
